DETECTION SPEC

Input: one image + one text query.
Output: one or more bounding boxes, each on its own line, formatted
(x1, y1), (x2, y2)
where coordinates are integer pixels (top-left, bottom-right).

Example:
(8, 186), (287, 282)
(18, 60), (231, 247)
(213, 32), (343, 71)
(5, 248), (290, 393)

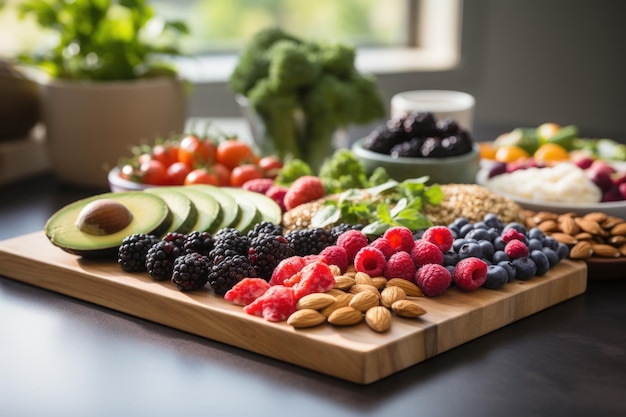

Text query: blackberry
(390, 137), (423, 158)
(330, 223), (364, 243)
(171, 253), (211, 291)
(440, 132), (473, 156)
(184, 231), (214, 256)
(247, 221), (283, 240)
(362, 126), (403, 154)
(208, 254), (256, 295)
(162, 232), (187, 249)
(420, 136), (447, 157)
(249, 234), (294, 281)
(117, 233), (159, 272)
(145, 241), (183, 281)
(286, 228), (333, 257)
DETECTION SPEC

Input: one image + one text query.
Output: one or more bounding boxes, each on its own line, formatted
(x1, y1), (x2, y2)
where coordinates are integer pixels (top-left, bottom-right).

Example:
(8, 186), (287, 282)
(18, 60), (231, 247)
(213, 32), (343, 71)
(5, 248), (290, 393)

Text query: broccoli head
(318, 149), (369, 193)
(268, 40), (321, 92)
(275, 158), (313, 186)
(315, 41), (357, 78)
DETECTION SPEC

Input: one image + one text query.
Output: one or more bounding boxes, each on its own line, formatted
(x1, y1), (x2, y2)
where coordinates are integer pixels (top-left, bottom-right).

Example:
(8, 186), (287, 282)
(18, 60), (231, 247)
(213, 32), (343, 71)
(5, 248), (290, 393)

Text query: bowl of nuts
(352, 111), (480, 184)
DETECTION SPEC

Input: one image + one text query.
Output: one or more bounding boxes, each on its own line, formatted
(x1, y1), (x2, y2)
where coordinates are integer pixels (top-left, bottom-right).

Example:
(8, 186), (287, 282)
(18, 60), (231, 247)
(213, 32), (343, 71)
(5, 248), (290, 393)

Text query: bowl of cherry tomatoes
(108, 133), (283, 192)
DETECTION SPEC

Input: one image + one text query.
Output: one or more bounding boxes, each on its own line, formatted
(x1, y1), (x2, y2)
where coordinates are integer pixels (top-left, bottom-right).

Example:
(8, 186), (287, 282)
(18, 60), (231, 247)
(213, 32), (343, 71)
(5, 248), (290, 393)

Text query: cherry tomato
(178, 134), (211, 168)
(152, 143), (179, 167)
(166, 161), (192, 185)
(258, 155), (283, 178)
(216, 139), (256, 170)
(139, 159), (168, 185)
(184, 168), (219, 186)
(201, 138), (217, 165)
(230, 164), (263, 187)
(212, 163), (231, 186)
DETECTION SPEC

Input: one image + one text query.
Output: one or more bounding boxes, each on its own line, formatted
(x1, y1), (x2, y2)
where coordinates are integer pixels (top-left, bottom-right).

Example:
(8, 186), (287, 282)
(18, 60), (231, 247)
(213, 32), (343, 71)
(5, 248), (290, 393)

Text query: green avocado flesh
(174, 187), (223, 233)
(186, 184), (240, 230)
(221, 187), (263, 233)
(224, 187), (282, 225)
(144, 187), (198, 234)
(45, 191), (172, 258)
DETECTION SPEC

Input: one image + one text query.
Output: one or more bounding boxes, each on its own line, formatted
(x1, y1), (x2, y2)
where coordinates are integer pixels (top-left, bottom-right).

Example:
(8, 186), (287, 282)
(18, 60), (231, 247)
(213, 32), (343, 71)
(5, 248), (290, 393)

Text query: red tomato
(258, 155), (283, 178)
(152, 143), (179, 167)
(212, 163), (231, 186)
(184, 168), (219, 186)
(200, 138), (217, 165)
(216, 140), (256, 170)
(166, 161), (192, 185)
(230, 164), (263, 187)
(178, 134), (210, 168)
(139, 159), (168, 185)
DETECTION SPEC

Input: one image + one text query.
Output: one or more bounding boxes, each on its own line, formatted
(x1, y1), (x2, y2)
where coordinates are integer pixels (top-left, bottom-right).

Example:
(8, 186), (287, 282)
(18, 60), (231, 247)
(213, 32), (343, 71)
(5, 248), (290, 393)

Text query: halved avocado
(224, 187), (282, 225)
(144, 187), (198, 234)
(186, 184), (240, 231)
(174, 187), (223, 233)
(45, 191), (172, 258)
(221, 187), (263, 233)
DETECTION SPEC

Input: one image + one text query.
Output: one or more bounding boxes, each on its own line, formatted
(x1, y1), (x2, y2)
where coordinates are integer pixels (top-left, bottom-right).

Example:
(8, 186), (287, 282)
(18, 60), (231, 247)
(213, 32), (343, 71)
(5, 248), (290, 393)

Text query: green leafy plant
(17, 0), (189, 80)
(311, 178), (444, 237)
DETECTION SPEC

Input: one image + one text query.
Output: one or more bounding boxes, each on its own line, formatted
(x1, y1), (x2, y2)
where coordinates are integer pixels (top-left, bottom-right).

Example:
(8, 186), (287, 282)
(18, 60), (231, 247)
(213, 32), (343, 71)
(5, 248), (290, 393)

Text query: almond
(324, 288), (346, 297)
(558, 215), (579, 235)
(610, 222), (626, 236)
(320, 293), (353, 317)
(568, 240), (593, 259)
(391, 299), (427, 318)
(327, 306), (363, 326)
(538, 219), (559, 233)
(365, 306), (392, 332)
(608, 235), (626, 246)
(296, 293), (336, 310)
(602, 216), (625, 229)
(550, 232), (578, 245)
(533, 211), (559, 224)
(287, 309), (327, 328)
(380, 285), (406, 308)
(584, 211), (608, 224)
(591, 243), (621, 258)
(333, 275), (355, 291)
(371, 276), (388, 290)
(619, 243), (626, 256)
(574, 232), (593, 241)
(349, 290), (380, 312)
(575, 217), (607, 236)
(386, 278), (424, 297)
(349, 283), (380, 296)
(328, 264), (342, 276)
(354, 271), (375, 286)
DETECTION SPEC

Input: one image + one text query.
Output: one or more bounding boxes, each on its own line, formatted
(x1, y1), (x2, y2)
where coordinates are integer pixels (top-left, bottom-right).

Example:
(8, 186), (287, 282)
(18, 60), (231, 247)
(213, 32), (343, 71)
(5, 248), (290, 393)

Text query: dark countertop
(1, 173), (625, 417)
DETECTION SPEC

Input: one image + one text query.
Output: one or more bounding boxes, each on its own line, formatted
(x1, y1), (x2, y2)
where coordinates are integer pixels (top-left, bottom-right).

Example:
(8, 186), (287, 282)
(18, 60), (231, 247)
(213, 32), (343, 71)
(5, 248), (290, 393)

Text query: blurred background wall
(190, 0), (626, 141)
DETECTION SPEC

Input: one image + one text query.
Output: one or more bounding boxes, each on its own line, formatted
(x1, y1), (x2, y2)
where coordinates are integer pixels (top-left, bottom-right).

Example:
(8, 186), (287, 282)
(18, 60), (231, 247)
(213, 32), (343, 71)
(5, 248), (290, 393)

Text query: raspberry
(384, 251), (416, 281)
(453, 257), (488, 291)
(369, 237), (395, 260)
(336, 229), (369, 263)
(383, 226), (414, 253)
(285, 260), (336, 299)
(411, 239), (444, 268)
(269, 256), (306, 286)
(243, 285), (296, 322)
(415, 264), (452, 296)
(354, 246), (386, 277)
(504, 239), (529, 259)
(319, 245), (349, 273)
(241, 177), (274, 194)
(501, 228), (525, 243)
(421, 226), (454, 253)
(265, 185), (288, 212)
(224, 277), (271, 306)
(283, 176), (326, 211)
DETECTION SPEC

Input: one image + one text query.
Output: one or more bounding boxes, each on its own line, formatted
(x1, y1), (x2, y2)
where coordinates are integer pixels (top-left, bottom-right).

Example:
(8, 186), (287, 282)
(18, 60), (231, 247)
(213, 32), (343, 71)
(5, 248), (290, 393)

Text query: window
(0, 0), (462, 81)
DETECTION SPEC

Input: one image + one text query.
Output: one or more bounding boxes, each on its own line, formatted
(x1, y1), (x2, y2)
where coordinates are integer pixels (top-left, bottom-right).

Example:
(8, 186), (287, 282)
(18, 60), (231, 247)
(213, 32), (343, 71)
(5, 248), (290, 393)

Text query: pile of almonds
(524, 210), (626, 259)
(287, 266), (427, 333)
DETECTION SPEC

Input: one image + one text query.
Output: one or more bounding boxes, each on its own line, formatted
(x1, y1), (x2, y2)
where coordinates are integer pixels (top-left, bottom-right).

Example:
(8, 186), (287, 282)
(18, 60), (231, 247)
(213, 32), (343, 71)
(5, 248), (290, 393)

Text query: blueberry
(483, 213), (503, 230)
(459, 223), (474, 237)
(527, 227), (546, 241)
(478, 240), (495, 261)
(503, 222), (527, 235)
(527, 238), (544, 252)
(487, 228), (500, 242)
(543, 236), (559, 251)
(512, 257), (537, 280)
(473, 221), (489, 230)
(453, 238), (468, 253)
(413, 229), (425, 239)
(556, 242), (569, 260)
(492, 250), (510, 264)
(530, 250), (550, 276)
(497, 260), (517, 282)
(458, 242), (482, 259)
(483, 265), (509, 289)
(453, 217), (470, 230)
(493, 236), (506, 251)
(541, 247), (560, 267)
(445, 265), (456, 276)
(465, 228), (491, 242)
(444, 251), (459, 266)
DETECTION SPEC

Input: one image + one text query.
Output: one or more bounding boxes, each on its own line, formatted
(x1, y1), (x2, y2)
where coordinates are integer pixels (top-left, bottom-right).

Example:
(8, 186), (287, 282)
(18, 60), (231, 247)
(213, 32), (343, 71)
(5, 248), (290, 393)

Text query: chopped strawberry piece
(243, 285), (296, 322)
(224, 278), (271, 306)
(269, 256), (306, 286)
(289, 260), (336, 299)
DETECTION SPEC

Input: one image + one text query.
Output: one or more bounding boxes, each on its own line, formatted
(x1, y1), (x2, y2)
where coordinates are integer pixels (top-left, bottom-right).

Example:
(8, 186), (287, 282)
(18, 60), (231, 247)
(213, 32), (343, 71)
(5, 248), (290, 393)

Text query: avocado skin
(45, 191), (172, 258)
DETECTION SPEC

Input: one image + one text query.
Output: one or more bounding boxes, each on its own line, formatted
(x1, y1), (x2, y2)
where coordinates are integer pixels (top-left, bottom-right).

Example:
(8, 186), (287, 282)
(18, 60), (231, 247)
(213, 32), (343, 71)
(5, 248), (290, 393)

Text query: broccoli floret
(268, 40), (321, 92)
(318, 149), (369, 193)
(368, 166), (390, 186)
(315, 41), (356, 78)
(274, 158), (313, 186)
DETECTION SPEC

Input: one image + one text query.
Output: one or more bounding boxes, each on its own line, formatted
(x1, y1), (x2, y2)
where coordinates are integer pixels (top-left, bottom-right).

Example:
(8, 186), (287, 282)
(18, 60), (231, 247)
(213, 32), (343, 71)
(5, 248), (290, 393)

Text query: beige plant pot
(40, 77), (186, 188)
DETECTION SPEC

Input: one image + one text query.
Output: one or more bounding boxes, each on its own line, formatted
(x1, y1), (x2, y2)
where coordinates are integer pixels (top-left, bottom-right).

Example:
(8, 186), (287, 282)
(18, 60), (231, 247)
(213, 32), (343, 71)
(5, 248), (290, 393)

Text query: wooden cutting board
(0, 231), (588, 384)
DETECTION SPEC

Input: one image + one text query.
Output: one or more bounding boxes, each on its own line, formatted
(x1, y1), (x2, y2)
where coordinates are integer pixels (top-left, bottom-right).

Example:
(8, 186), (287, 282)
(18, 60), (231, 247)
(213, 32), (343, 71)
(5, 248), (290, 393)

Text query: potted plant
(16, 0), (189, 187)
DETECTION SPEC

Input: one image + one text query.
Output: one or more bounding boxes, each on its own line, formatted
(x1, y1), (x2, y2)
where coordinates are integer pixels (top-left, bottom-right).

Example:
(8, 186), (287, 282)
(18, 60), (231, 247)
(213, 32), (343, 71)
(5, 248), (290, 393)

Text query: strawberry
(283, 176), (325, 211)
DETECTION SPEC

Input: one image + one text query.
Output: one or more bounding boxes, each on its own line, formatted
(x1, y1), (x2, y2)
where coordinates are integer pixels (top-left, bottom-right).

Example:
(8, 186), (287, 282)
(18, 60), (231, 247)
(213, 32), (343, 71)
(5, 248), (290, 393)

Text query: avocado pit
(75, 198), (133, 235)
